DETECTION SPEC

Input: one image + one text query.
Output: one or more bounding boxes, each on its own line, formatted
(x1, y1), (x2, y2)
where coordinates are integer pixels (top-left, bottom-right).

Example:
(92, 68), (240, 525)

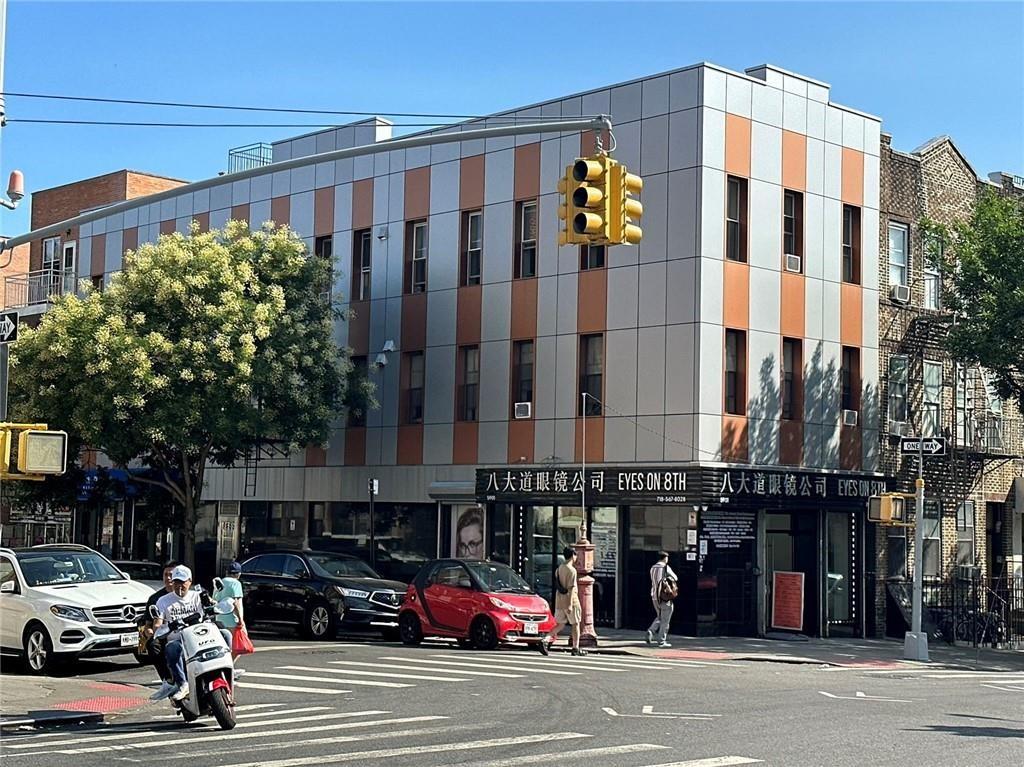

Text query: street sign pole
(905, 438), (930, 661)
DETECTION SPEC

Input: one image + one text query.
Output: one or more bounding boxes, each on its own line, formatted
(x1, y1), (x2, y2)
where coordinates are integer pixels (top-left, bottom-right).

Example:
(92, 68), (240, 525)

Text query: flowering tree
(11, 222), (359, 566)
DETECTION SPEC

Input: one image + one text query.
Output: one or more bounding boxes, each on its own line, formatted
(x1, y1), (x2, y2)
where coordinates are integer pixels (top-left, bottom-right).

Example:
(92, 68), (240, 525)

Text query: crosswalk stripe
(469, 742), (671, 766)
(153, 706), (329, 721)
(252, 642), (356, 652)
(277, 664), (469, 682)
(5, 710), (391, 750)
(244, 671), (413, 688)
(641, 758), (763, 767)
(235, 682), (352, 695)
(220, 731), (590, 767)
(336, 659), (522, 678)
(11, 715), (447, 757)
(392, 656), (578, 676)
(470, 654), (674, 672)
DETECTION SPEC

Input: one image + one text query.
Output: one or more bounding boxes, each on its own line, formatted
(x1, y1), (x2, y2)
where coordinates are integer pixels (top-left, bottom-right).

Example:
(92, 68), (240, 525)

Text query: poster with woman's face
(452, 507), (485, 560)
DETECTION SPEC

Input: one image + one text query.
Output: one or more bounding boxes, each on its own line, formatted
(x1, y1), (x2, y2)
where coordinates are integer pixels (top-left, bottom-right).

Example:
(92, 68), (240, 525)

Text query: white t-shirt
(155, 590), (203, 638)
(649, 562), (677, 602)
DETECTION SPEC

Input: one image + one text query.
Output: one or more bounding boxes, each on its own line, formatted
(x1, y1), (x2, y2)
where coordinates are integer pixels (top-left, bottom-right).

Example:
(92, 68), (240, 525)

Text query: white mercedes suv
(0, 544), (155, 674)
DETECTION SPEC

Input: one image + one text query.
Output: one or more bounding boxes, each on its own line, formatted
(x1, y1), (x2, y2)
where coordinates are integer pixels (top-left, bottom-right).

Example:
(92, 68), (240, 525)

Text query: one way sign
(901, 436), (947, 456)
(0, 311), (18, 344)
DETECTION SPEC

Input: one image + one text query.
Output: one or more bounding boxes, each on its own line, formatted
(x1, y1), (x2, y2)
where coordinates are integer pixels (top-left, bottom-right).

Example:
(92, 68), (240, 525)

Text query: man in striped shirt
(647, 551), (677, 648)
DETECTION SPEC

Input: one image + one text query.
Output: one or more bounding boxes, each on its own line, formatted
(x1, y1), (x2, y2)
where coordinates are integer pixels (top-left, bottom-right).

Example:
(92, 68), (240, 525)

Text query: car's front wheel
(22, 624), (57, 675)
(398, 611), (423, 645)
(470, 617), (498, 650)
(302, 601), (335, 640)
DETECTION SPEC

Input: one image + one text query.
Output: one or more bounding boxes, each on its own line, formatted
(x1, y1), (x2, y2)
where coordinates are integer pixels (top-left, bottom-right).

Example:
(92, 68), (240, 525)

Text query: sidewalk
(586, 629), (1024, 671)
(0, 672), (152, 731)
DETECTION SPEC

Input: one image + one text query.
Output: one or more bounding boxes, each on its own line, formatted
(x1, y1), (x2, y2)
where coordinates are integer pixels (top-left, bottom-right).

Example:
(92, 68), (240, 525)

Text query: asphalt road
(2, 630), (1021, 767)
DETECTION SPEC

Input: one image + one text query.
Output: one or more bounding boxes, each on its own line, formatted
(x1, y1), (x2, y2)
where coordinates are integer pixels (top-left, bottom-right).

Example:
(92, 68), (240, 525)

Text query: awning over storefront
(428, 480), (477, 501)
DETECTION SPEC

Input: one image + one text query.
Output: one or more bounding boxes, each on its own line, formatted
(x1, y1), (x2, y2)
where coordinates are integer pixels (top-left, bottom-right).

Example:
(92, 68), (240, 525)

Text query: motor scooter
(148, 594), (238, 730)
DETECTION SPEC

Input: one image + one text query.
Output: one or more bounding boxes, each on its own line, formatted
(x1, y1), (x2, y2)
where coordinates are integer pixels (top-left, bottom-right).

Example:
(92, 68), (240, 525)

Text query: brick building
(873, 134), (1023, 638)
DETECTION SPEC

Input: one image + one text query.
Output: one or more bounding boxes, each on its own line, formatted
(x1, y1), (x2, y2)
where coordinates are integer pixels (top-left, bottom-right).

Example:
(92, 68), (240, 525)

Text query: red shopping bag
(232, 625), (255, 656)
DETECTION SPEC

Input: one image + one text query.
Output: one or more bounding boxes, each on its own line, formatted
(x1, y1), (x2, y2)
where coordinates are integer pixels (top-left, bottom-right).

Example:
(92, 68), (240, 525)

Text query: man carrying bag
(647, 551), (677, 648)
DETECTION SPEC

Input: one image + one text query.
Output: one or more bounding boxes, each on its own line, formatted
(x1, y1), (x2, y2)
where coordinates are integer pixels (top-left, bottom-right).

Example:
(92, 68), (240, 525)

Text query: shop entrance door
(825, 511), (858, 637)
(765, 512), (819, 635)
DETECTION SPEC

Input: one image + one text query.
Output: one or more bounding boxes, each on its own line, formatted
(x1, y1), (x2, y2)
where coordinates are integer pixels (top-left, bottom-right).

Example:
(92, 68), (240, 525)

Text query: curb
(0, 711), (105, 732)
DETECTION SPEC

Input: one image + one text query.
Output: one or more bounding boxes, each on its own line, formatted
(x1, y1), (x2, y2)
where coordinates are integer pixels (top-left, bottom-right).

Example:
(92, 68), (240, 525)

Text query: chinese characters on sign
(717, 470), (887, 499)
(479, 468), (689, 505)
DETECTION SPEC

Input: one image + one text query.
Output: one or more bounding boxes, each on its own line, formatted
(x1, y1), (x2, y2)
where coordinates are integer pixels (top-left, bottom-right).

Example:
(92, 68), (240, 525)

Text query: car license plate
(523, 622), (539, 635)
(120, 633), (137, 647)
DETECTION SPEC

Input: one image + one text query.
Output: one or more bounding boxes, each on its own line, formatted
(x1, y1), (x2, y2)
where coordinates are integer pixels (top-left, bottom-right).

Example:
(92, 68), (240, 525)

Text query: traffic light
(868, 494), (906, 524)
(17, 430), (68, 475)
(557, 168), (586, 247)
(609, 162), (643, 245)
(558, 157), (610, 246)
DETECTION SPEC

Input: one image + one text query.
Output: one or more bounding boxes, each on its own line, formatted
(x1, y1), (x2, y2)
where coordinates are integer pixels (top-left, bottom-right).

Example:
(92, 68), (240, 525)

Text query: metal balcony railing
(3, 267), (77, 309)
(228, 143), (273, 174)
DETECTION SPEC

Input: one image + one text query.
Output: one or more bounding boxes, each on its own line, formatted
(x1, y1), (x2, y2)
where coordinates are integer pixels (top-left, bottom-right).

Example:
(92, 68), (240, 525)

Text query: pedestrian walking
(647, 551), (677, 648)
(540, 546), (586, 656)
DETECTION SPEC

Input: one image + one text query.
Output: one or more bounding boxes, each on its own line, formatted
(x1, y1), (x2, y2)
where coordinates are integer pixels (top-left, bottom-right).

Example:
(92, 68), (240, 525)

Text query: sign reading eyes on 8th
(0, 310), (18, 344)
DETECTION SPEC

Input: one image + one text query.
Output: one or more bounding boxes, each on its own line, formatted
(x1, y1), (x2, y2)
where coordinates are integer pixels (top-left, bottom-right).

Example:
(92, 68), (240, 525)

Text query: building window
(956, 501), (975, 567)
(314, 235), (333, 261)
(724, 330), (746, 416)
(579, 334), (603, 416)
(352, 229), (371, 301)
(888, 222), (909, 287)
(842, 205), (861, 284)
(516, 201), (538, 279)
(347, 356), (368, 428)
(887, 525), (907, 580)
(404, 351), (425, 424)
(922, 500), (941, 578)
(783, 190), (803, 269)
(889, 355), (909, 424)
(726, 176), (748, 263)
(841, 346), (860, 412)
(405, 220), (428, 294)
(580, 244), (605, 270)
(90, 275), (104, 292)
(955, 364), (975, 446)
(922, 361), (942, 437)
(461, 210), (482, 286)
(512, 340), (534, 410)
(782, 338), (802, 420)
(458, 346), (480, 422)
(984, 372), (1003, 450)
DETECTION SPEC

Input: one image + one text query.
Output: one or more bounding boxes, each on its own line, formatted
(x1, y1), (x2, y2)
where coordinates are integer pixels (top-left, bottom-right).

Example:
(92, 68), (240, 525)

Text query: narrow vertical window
(726, 176), (747, 263)
(888, 222), (909, 287)
(724, 330), (747, 415)
(315, 235), (333, 261)
(842, 205), (861, 284)
(924, 236), (942, 309)
(458, 346), (480, 422)
(579, 334), (603, 416)
(580, 244), (605, 270)
(783, 190), (804, 272)
(405, 351), (425, 424)
(922, 361), (942, 437)
(516, 201), (538, 279)
(782, 338), (803, 420)
(841, 346), (860, 412)
(888, 355), (909, 424)
(955, 501), (975, 567)
(512, 340), (535, 410)
(461, 210), (483, 286)
(405, 220), (428, 294)
(922, 500), (941, 578)
(954, 364), (974, 446)
(352, 229), (371, 301)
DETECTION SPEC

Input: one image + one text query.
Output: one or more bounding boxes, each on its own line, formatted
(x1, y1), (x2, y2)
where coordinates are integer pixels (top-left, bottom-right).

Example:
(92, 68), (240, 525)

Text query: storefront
(474, 465), (891, 638)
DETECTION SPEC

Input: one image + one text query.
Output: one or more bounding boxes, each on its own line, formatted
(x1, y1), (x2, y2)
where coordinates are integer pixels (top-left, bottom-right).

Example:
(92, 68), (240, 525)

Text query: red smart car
(398, 559), (556, 650)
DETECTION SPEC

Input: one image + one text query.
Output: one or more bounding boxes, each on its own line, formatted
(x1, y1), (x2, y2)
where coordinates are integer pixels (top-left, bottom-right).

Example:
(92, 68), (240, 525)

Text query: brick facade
(0, 242), (31, 309)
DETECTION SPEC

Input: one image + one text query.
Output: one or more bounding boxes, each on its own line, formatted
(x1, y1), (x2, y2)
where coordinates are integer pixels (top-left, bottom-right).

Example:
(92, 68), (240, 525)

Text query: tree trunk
(183, 495), (197, 570)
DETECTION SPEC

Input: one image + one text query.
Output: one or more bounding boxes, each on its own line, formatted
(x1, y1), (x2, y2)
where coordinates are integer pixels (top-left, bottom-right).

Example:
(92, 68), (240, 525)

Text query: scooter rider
(151, 565), (232, 702)
(144, 561), (178, 698)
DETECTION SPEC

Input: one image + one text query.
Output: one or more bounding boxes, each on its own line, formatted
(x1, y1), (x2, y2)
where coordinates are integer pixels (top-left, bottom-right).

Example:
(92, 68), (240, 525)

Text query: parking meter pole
(904, 443), (930, 661)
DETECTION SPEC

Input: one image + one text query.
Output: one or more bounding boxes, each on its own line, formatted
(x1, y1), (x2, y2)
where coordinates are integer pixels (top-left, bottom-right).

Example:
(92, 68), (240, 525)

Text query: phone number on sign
(656, 495), (688, 503)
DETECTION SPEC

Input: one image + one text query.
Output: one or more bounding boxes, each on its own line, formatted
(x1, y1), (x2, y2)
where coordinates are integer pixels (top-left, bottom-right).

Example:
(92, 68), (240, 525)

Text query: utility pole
(905, 383), (930, 661)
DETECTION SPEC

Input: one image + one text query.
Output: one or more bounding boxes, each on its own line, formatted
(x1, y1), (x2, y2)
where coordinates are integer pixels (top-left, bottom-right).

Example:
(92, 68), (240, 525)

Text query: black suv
(239, 550), (406, 640)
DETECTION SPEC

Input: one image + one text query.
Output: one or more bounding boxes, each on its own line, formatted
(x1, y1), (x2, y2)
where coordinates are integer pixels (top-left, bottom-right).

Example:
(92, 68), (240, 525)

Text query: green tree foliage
(10, 222), (364, 565)
(923, 190), (1024, 414)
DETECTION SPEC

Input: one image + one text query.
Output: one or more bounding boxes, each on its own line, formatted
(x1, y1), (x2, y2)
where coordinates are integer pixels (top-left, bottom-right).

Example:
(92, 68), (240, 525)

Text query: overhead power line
(7, 118), (468, 128)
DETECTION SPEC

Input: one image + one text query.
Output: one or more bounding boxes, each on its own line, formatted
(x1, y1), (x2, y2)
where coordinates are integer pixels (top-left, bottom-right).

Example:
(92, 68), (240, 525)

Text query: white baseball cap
(170, 565), (192, 582)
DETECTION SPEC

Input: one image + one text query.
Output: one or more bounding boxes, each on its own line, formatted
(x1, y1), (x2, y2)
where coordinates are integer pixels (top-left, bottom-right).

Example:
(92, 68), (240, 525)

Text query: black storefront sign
(476, 465), (891, 508)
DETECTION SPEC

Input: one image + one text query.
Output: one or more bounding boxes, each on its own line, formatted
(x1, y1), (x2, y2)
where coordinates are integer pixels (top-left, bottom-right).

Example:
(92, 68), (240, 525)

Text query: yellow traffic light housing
(556, 152), (644, 248)
(609, 163), (644, 246)
(868, 493), (907, 525)
(557, 169), (586, 247)
(0, 423), (69, 481)
(571, 158), (609, 241)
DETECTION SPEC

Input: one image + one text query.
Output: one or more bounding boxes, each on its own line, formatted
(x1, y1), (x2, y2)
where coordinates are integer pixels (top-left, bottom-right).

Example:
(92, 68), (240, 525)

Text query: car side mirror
(121, 572), (132, 580)
(0, 580), (16, 594)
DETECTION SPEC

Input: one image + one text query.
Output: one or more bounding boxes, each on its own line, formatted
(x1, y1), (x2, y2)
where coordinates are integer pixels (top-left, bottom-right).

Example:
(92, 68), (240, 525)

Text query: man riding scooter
(151, 565), (232, 702)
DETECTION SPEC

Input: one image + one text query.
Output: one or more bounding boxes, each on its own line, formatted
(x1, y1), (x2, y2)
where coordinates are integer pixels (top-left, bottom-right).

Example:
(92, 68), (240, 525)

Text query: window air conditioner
(514, 402), (532, 420)
(890, 284), (911, 304)
(888, 420), (907, 437)
(784, 254), (802, 273)
(842, 409), (859, 427)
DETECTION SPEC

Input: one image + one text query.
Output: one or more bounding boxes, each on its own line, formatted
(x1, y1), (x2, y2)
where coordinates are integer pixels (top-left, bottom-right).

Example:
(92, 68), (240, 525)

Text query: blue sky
(1, 1), (1021, 236)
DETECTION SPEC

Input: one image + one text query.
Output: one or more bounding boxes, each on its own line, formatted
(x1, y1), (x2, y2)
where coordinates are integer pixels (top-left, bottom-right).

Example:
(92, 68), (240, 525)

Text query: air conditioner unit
(784, 254), (802, 273)
(890, 284), (911, 304)
(842, 409), (859, 427)
(514, 402), (532, 420)
(888, 420), (908, 437)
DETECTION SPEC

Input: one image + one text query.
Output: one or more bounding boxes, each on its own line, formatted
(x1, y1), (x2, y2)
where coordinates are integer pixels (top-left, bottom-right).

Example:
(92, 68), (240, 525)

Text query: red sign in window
(771, 571), (805, 632)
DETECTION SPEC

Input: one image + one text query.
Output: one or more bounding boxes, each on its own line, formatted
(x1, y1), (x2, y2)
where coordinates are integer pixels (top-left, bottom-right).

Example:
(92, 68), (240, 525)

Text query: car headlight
(335, 586), (370, 599)
(488, 597), (515, 611)
(50, 604), (90, 622)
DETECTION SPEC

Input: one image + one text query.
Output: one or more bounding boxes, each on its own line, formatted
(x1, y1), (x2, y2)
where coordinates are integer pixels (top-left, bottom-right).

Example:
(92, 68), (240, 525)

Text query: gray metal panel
(380, 341), (401, 428)
(430, 160), (459, 216)
(667, 168), (699, 261)
(365, 427), (383, 466)
(637, 326), (666, 416)
(635, 415), (666, 462)
(384, 296), (402, 358)
(534, 335), (557, 420)
(612, 81), (643, 123)
(665, 414), (697, 462)
(554, 333), (579, 420)
(553, 418), (576, 465)
(613, 121), (641, 187)
(426, 289), (457, 347)
(481, 282), (512, 342)
(535, 274), (559, 339)
(538, 193), (559, 278)
(484, 148), (515, 206)
(748, 418), (780, 466)
(479, 340), (511, 423)
(424, 345), (456, 424)
(104, 230), (123, 273)
(534, 417), (556, 463)
(803, 339), (824, 424)
(423, 423), (454, 465)
(326, 429), (345, 466)
(664, 323), (697, 415)
(604, 416), (637, 462)
(385, 221), (406, 299)
(291, 190), (315, 236)
(605, 329), (638, 416)
(428, 210), (459, 292)
(334, 184), (352, 237)
(482, 202), (514, 285)
(478, 421), (510, 464)
(803, 422), (823, 468)
(638, 261), (667, 327)
(556, 273), (578, 335)
(665, 259), (697, 325)
(640, 115), (669, 176)
(388, 170), (405, 222)
(606, 266), (638, 330)
(748, 266), (780, 334)
(668, 109), (700, 172)
(380, 427), (398, 466)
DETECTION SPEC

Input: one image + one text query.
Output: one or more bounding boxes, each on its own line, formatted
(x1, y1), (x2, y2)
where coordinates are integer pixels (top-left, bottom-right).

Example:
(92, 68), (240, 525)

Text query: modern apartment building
(12, 62), (894, 637)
